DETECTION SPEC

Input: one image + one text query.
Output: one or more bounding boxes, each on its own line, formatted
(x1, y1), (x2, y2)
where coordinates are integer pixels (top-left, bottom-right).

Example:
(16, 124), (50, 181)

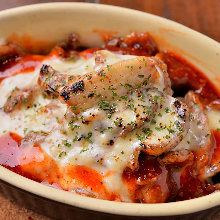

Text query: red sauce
(0, 55), (44, 83)
(175, 165), (212, 200)
(80, 48), (99, 59)
(157, 51), (219, 102)
(103, 32), (158, 56)
(123, 154), (162, 184)
(0, 132), (117, 200)
(0, 45), (65, 83)
(0, 132), (22, 168)
(122, 154), (169, 203)
(0, 33), (219, 203)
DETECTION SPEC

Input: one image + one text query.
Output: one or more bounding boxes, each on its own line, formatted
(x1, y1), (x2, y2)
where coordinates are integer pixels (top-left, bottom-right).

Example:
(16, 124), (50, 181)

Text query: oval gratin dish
(0, 3), (220, 220)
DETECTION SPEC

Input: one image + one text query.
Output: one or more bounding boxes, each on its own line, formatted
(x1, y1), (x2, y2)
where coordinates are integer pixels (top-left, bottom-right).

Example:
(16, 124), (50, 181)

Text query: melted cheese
(207, 109), (220, 130)
(0, 51), (137, 201)
(0, 50), (216, 202)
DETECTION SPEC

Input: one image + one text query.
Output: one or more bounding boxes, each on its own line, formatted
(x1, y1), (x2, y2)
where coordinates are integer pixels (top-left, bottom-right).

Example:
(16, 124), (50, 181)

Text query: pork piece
(104, 32), (158, 56)
(94, 50), (109, 70)
(59, 33), (80, 51)
(175, 91), (212, 152)
(124, 154), (170, 203)
(38, 64), (70, 98)
(4, 86), (38, 113)
(57, 33), (80, 61)
(174, 91), (213, 179)
(205, 163), (220, 180)
(64, 89), (161, 151)
(135, 180), (169, 203)
(0, 43), (23, 63)
(58, 56), (172, 113)
(94, 88), (161, 138)
(73, 187), (96, 198)
(21, 131), (48, 145)
(139, 96), (190, 156)
(118, 88), (160, 136)
(159, 150), (194, 166)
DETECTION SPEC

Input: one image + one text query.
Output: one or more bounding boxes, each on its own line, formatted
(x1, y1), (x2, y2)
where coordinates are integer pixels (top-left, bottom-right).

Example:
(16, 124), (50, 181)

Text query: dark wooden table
(0, 1), (219, 219)
(0, 0), (219, 42)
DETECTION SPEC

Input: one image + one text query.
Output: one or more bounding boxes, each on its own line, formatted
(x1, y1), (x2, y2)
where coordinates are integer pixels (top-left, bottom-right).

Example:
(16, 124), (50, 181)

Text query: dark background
(0, 0), (219, 219)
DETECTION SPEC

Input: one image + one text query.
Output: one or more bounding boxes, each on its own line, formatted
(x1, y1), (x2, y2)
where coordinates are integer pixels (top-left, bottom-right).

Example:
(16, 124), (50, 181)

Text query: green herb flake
(128, 103), (134, 110)
(22, 98), (28, 104)
(106, 65), (112, 71)
(165, 135), (169, 139)
(190, 113), (194, 121)
(23, 128), (28, 134)
(72, 105), (77, 110)
(151, 119), (156, 124)
(85, 132), (93, 144)
(125, 84), (133, 88)
(80, 148), (89, 153)
(73, 136), (78, 142)
(100, 69), (106, 77)
(155, 127), (163, 131)
(58, 151), (67, 158)
(142, 127), (153, 136)
(62, 140), (72, 147)
(121, 96), (128, 101)
(127, 121), (137, 128)
(165, 107), (170, 113)
(98, 100), (110, 111)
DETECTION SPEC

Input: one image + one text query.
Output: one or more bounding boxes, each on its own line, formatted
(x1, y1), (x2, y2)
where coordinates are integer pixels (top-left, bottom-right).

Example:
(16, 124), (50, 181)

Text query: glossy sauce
(0, 55), (44, 83)
(0, 132), (116, 200)
(157, 51), (219, 102)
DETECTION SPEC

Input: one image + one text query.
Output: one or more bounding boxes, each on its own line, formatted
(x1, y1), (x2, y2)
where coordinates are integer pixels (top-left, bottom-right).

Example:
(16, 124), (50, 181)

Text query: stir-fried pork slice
(104, 32), (158, 56)
(138, 96), (190, 156)
(65, 88), (160, 144)
(173, 91), (213, 179)
(94, 50), (108, 69)
(204, 100), (220, 180)
(175, 91), (212, 153)
(58, 56), (172, 113)
(3, 86), (38, 113)
(135, 177), (170, 203)
(160, 150), (194, 165)
(93, 50), (134, 70)
(205, 163), (220, 180)
(21, 131), (49, 145)
(64, 87), (189, 158)
(59, 33), (80, 51)
(0, 43), (24, 63)
(92, 88), (161, 138)
(38, 64), (71, 98)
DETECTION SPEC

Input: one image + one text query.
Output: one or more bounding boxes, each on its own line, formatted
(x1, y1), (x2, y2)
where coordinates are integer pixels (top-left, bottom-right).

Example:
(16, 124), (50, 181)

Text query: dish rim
(0, 2), (219, 217)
